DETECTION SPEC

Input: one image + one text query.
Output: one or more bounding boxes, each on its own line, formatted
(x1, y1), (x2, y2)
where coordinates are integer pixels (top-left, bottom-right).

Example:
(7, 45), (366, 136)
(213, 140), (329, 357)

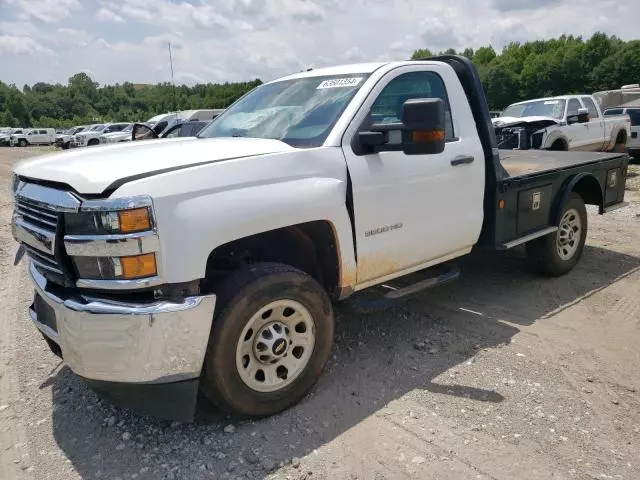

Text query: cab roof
(269, 61), (444, 84)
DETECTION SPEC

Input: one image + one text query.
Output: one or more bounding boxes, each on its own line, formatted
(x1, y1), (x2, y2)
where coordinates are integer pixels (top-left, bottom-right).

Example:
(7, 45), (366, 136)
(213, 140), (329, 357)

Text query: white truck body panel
(339, 62), (485, 284)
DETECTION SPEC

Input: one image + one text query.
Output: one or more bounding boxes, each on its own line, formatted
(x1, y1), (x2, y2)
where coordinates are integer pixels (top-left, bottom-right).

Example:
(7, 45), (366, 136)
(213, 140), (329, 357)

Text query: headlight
(73, 253), (157, 280)
(65, 207), (151, 235)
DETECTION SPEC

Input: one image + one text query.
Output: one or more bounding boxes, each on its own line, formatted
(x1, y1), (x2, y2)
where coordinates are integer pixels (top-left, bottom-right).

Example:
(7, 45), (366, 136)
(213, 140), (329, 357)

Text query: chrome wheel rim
(557, 208), (581, 260)
(236, 299), (316, 393)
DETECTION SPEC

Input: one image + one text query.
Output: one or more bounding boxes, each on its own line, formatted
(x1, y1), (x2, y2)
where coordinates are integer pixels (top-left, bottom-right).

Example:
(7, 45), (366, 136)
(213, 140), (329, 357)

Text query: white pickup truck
(10, 128), (56, 147)
(11, 56), (629, 421)
(494, 95), (631, 152)
(73, 123), (131, 147)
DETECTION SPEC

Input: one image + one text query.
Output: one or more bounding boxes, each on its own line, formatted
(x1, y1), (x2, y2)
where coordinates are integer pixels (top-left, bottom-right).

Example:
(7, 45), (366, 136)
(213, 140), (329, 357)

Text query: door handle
(451, 155), (475, 166)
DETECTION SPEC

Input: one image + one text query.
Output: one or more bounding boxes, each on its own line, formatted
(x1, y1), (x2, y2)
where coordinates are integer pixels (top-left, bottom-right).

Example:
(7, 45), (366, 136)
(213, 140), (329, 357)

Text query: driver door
(565, 98), (589, 150)
(341, 64), (485, 285)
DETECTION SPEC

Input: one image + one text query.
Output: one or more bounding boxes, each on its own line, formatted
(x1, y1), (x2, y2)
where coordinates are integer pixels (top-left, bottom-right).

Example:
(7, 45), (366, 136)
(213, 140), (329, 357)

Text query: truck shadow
(46, 244), (640, 480)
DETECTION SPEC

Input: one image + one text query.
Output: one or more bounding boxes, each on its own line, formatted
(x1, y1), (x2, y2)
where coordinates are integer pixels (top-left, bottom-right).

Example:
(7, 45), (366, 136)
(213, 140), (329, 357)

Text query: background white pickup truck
(494, 95), (631, 152)
(10, 128), (56, 147)
(12, 56), (629, 421)
(73, 123), (130, 147)
(604, 106), (640, 159)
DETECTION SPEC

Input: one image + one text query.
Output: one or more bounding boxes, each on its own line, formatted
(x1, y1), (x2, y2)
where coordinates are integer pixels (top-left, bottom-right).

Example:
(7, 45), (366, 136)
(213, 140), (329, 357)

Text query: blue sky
(0, 0), (637, 87)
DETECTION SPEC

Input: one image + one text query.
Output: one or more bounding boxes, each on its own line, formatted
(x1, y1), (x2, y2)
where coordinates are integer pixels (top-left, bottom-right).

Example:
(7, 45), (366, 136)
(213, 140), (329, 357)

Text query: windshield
(198, 74), (370, 148)
(90, 124), (105, 131)
(502, 99), (567, 120)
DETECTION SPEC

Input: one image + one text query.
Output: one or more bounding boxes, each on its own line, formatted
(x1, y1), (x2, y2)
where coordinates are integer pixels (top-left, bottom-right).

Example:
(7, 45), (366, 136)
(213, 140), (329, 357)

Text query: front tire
(201, 263), (334, 417)
(526, 193), (587, 276)
(87, 139), (99, 146)
(18, 139), (27, 147)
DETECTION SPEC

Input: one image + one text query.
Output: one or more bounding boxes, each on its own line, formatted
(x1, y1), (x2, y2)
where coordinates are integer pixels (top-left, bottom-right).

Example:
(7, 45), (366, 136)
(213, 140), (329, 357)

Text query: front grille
(16, 199), (58, 230)
(14, 197), (68, 282)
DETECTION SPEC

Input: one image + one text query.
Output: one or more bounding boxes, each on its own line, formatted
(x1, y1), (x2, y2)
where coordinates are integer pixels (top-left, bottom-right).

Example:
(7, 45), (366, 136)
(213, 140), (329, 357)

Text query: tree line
(1, 32), (639, 127)
(412, 32), (640, 109)
(0, 72), (262, 128)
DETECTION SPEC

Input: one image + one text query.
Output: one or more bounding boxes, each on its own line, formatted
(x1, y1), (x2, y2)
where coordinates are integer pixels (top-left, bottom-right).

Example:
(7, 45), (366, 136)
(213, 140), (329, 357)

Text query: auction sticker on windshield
(317, 77), (363, 89)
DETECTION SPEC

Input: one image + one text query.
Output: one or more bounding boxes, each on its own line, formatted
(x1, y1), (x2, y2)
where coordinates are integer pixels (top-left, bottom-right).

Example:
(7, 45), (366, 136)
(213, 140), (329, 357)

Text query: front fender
(543, 128), (568, 150)
(112, 148), (357, 288)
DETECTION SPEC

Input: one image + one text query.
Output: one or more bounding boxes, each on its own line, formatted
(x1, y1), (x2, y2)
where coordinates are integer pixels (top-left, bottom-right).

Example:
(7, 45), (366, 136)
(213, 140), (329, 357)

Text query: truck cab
(11, 56), (629, 421)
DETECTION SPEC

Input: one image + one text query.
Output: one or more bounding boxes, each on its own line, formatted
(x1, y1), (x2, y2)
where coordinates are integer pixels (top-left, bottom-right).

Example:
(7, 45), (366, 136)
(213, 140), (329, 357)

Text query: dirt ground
(0, 147), (639, 480)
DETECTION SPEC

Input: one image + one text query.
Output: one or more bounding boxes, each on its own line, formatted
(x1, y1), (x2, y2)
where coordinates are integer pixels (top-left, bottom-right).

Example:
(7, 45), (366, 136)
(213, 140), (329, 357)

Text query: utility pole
(168, 42), (177, 113)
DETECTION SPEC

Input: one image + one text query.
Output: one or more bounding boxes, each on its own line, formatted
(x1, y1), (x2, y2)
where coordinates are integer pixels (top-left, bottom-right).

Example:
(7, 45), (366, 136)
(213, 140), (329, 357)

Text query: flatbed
(499, 149), (627, 178)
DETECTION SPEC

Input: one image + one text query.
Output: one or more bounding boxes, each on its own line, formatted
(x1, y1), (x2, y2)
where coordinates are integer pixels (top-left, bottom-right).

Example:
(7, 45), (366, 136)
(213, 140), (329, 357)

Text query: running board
(498, 226), (558, 250)
(347, 264), (460, 313)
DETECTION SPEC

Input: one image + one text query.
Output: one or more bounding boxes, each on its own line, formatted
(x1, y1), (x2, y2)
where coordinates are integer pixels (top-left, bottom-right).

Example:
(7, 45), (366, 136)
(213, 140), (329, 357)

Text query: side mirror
(577, 107), (589, 123)
(131, 123), (157, 141)
(353, 98), (446, 156)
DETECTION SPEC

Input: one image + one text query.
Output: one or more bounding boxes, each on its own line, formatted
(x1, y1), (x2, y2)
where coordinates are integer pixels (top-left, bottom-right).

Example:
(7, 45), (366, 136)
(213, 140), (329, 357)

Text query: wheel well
(205, 221), (341, 299)
(548, 139), (567, 151)
(615, 130), (627, 145)
(571, 175), (603, 210)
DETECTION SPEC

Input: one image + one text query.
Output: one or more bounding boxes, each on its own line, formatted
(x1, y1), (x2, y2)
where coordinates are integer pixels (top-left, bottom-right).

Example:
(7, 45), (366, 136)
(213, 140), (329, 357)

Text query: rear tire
(526, 193), (587, 276)
(200, 262), (334, 417)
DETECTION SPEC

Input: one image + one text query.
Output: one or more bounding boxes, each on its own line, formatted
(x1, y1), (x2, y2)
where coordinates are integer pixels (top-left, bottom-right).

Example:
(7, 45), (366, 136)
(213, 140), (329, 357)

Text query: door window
(567, 98), (582, 116)
(38, 130), (47, 134)
(368, 71), (455, 140)
(163, 125), (182, 138)
(581, 97), (600, 118)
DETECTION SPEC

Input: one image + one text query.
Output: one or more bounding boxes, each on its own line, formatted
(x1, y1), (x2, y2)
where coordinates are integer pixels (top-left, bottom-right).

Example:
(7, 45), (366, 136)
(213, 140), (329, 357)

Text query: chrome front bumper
(28, 262), (216, 384)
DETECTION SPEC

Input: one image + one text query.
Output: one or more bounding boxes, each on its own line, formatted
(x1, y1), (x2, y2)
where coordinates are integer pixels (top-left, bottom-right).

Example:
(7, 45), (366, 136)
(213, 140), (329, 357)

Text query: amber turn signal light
(118, 208), (151, 233)
(412, 129), (445, 143)
(120, 253), (157, 279)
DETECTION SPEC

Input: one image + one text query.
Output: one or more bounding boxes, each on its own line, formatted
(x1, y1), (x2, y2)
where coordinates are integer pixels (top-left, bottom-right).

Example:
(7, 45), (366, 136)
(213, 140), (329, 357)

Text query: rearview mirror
(353, 98), (446, 156)
(131, 123), (157, 141)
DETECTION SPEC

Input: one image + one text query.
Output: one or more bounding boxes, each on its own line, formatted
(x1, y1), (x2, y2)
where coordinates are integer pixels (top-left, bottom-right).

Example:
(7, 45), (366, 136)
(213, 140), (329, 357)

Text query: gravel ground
(1, 147), (639, 480)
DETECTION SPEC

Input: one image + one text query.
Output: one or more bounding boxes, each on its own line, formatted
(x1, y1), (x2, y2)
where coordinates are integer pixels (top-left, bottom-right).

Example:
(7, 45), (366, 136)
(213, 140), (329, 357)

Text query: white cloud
(0, 35), (54, 56)
(95, 7), (125, 24)
(6, 0), (81, 23)
(1, 0), (640, 88)
(54, 28), (95, 48)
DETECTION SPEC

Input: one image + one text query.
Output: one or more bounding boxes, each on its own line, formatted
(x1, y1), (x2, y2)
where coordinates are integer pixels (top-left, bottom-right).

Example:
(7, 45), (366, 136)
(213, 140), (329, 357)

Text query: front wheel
(200, 263), (334, 416)
(87, 139), (99, 146)
(526, 193), (587, 276)
(18, 139), (27, 147)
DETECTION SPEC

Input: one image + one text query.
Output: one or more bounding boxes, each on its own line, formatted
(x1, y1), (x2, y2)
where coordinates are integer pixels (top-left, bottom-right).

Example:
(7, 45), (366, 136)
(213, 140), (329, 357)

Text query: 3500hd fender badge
(364, 223), (403, 238)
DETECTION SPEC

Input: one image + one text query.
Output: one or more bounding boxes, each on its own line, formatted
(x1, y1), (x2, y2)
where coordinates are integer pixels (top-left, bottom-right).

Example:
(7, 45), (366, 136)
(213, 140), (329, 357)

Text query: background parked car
(99, 123), (133, 144)
(0, 128), (21, 146)
(73, 123), (130, 147)
(494, 94), (630, 152)
(10, 128), (55, 147)
(131, 119), (209, 141)
(604, 105), (640, 160)
(56, 126), (87, 149)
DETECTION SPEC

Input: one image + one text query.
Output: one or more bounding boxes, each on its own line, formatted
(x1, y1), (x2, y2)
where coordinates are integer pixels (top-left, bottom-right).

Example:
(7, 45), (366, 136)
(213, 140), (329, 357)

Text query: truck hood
(492, 116), (559, 129)
(14, 136), (295, 194)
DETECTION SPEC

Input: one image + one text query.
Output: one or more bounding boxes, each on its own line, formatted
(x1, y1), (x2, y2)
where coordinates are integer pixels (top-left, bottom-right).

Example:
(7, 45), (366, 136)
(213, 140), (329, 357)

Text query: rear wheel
(200, 263), (334, 416)
(526, 193), (587, 276)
